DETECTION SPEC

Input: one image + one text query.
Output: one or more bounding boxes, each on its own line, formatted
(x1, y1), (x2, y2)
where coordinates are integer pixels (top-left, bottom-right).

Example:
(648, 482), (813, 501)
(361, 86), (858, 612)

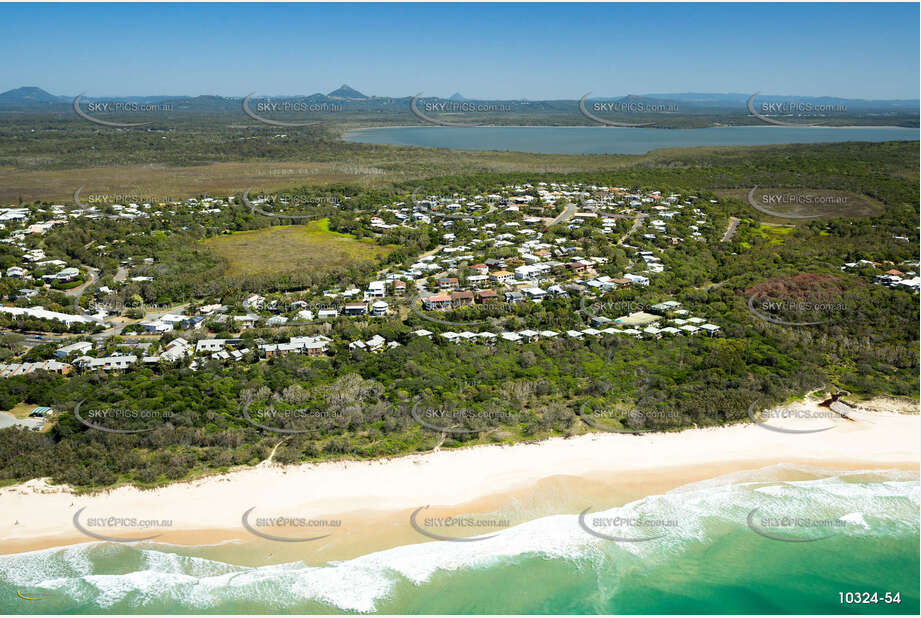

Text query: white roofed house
(233, 313), (262, 329)
(157, 338), (192, 362)
(243, 294), (265, 309)
(522, 287), (547, 302)
(0, 305), (96, 328)
(76, 354), (138, 371)
(139, 319), (173, 334)
(623, 273), (650, 286)
(518, 329), (539, 342)
(365, 335), (386, 351)
(289, 335), (331, 356)
(370, 300), (389, 316)
(196, 339), (229, 353)
(55, 340), (93, 358)
(365, 280), (387, 300)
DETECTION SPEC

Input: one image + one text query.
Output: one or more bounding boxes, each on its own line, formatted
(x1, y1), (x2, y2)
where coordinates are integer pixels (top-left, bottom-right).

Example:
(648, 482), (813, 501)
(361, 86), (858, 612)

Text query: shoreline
(0, 399), (917, 559)
(342, 124), (919, 139)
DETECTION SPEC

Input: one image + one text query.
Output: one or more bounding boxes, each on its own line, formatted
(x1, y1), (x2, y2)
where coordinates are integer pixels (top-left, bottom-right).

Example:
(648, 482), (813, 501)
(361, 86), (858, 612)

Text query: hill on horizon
(327, 84), (368, 100)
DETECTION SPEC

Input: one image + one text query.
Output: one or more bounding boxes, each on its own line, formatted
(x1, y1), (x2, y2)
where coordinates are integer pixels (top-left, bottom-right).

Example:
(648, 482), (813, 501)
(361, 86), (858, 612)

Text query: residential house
(423, 294), (453, 311)
(233, 314), (262, 329)
(55, 340), (93, 358)
(476, 289), (499, 304)
(1, 360), (72, 377)
(451, 290), (474, 307)
(370, 300), (389, 316)
(343, 302), (367, 316)
(76, 354), (137, 371)
(623, 274), (650, 286)
(365, 280), (387, 299)
(522, 287), (547, 302)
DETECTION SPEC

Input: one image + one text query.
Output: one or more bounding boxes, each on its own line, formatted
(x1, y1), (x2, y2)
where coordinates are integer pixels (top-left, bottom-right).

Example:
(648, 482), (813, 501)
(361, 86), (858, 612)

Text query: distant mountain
(643, 92), (919, 112)
(449, 92), (468, 101)
(0, 86), (66, 104)
(617, 94), (682, 106)
(327, 84), (368, 100)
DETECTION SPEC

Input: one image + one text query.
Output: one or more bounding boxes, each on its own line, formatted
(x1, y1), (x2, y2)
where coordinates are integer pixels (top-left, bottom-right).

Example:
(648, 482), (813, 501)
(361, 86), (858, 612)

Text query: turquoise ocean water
(1, 466), (917, 614)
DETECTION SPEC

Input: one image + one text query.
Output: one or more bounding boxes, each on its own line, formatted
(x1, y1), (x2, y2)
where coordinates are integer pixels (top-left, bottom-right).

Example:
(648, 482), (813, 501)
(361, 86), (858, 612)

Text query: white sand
(0, 399), (917, 551)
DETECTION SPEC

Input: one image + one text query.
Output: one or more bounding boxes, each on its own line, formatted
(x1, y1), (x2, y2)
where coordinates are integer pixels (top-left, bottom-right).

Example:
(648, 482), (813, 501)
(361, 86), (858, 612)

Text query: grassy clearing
(2, 402), (36, 419)
(753, 224), (797, 245)
(200, 218), (395, 277)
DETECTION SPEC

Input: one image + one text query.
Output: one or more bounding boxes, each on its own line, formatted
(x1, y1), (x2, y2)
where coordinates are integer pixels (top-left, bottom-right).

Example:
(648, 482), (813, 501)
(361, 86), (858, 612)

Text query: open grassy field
(2, 402), (37, 419)
(2, 137), (916, 205)
(200, 218), (395, 277)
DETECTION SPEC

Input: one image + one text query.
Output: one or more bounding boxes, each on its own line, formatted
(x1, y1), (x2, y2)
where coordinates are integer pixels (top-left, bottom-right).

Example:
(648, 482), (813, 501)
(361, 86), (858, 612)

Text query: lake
(344, 125), (919, 155)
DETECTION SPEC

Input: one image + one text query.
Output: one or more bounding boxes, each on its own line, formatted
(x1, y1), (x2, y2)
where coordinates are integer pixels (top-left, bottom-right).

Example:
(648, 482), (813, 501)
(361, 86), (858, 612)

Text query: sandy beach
(0, 398), (917, 560)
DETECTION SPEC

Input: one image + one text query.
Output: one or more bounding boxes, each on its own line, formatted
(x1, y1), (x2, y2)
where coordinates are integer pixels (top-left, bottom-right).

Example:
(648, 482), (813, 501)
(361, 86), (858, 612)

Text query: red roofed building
(423, 294), (453, 311)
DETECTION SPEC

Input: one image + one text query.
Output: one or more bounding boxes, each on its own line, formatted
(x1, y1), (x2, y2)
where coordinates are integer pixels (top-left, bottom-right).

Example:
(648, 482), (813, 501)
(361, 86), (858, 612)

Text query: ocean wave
(1, 466), (917, 612)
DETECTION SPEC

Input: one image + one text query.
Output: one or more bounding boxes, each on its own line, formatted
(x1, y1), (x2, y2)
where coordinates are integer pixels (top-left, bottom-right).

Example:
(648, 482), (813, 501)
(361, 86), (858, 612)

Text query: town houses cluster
(0, 179), (914, 382)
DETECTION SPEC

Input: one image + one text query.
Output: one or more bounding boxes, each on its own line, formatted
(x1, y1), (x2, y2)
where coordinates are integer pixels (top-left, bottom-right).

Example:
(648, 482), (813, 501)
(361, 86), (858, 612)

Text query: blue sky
(1, 2), (917, 99)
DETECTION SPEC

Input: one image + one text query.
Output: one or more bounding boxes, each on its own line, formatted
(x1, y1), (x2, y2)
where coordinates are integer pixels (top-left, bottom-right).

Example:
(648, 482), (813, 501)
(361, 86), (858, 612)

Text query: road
(90, 302), (192, 343)
(547, 202), (579, 227)
(619, 213), (647, 245)
(721, 217), (740, 242)
(64, 267), (98, 299)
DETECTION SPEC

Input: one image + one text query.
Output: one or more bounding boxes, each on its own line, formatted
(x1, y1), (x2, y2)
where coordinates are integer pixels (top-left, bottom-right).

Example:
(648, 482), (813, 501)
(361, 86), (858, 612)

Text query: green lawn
(200, 218), (395, 277)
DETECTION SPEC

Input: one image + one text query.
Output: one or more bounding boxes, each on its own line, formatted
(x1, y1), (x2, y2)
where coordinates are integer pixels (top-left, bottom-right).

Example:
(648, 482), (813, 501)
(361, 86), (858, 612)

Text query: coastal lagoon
(344, 125), (920, 155)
